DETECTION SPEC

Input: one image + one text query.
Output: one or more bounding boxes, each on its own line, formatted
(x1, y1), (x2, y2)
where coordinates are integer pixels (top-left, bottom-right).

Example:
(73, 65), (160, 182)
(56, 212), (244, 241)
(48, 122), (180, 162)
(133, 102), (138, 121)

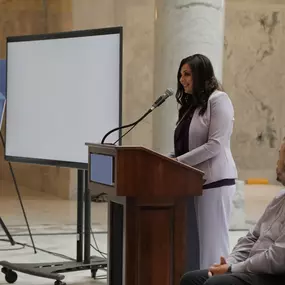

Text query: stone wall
(223, 0), (285, 183)
(1, 0), (284, 199)
(0, 0), (156, 199)
(0, 0), (73, 199)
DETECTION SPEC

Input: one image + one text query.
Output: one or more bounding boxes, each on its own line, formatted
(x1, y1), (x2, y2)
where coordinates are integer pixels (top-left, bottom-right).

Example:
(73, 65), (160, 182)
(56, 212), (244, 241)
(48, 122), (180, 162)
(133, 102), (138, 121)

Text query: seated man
(180, 142), (285, 285)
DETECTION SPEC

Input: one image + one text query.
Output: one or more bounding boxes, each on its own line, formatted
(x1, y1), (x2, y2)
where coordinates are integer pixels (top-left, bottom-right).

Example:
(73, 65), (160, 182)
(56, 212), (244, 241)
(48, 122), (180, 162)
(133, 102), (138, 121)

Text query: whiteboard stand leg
(0, 131), (36, 253)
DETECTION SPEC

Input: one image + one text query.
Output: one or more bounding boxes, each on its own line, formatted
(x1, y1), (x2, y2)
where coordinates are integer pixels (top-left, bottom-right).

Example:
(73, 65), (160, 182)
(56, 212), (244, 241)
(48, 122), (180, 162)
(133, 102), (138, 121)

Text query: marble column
(71, 0), (156, 199)
(153, 0), (225, 154)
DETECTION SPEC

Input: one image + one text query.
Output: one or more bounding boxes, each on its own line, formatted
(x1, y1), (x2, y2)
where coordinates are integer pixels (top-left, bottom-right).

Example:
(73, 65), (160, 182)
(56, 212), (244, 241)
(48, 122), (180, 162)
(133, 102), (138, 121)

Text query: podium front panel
(87, 145), (117, 196)
(90, 153), (114, 186)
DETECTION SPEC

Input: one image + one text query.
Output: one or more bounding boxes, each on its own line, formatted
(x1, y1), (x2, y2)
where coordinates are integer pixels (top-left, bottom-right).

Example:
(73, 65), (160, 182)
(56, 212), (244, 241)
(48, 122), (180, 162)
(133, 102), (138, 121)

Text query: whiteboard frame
(4, 27), (123, 169)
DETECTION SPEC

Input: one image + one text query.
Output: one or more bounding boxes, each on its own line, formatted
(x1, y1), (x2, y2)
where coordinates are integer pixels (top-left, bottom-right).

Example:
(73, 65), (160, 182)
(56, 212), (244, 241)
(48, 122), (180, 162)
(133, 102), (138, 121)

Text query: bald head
(276, 142), (285, 185)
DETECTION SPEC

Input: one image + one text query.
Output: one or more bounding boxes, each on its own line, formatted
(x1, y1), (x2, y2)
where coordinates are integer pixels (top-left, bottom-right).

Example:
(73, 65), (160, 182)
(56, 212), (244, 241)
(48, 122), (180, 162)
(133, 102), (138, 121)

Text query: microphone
(101, 88), (174, 144)
(150, 88), (174, 110)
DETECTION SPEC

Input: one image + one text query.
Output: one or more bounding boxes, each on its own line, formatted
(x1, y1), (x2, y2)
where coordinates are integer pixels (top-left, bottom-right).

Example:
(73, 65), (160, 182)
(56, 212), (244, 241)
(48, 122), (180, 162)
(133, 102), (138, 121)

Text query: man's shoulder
(265, 189), (285, 210)
(275, 189), (285, 198)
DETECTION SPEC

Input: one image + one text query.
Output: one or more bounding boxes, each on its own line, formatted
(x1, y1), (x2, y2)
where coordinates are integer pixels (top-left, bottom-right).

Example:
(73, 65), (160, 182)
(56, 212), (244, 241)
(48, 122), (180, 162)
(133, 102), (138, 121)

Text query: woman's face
(179, 63), (193, 94)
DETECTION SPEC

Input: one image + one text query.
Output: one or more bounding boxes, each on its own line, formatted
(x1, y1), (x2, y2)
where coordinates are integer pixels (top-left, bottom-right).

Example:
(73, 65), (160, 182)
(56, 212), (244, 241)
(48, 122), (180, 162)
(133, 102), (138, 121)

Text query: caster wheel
(54, 280), (66, 285)
(5, 270), (18, 284)
(1, 267), (8, 274)
(91, 268), (98, 279)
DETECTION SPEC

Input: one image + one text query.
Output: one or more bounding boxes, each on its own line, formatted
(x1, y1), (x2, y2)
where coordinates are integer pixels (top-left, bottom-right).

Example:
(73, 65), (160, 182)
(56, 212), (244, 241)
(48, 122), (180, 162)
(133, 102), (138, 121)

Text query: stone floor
(0, 180), (283, 285)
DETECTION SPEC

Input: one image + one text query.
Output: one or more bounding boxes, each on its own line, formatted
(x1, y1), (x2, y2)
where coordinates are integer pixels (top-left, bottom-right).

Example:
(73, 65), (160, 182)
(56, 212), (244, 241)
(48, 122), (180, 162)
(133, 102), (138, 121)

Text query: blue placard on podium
(0, 60), (6, 97)
(0, 60), (6, 129)
(0, 93), (5, 129)
(90, 153), (114, 186)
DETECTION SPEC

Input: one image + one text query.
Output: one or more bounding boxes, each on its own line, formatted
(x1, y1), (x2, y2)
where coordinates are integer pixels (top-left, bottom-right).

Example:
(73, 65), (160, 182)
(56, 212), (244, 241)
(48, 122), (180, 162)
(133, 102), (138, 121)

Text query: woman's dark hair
(176, 54), (222, 121)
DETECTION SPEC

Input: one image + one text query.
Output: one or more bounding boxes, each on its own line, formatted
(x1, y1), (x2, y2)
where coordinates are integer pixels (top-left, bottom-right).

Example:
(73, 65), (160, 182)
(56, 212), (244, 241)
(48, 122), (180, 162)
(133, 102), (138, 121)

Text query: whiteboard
(5, 27), (122, 169)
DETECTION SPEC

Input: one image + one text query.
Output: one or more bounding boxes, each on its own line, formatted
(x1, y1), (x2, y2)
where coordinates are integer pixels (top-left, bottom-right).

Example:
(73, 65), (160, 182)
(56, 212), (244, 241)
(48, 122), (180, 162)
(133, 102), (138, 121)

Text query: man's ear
(279, 143), (285, 166)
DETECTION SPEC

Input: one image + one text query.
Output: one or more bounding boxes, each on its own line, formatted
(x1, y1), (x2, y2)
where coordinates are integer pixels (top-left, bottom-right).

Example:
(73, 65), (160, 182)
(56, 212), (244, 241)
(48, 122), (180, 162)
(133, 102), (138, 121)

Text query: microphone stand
(101, 108), (152, 144)
(101, 89), (173, 144)
(92, 90), (173, 202)
(92, 109), (153, 202)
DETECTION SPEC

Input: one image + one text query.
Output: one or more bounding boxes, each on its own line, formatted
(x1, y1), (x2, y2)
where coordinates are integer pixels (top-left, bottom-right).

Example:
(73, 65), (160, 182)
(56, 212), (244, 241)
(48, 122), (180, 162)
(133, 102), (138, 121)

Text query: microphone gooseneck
(101, 88), (174, 144)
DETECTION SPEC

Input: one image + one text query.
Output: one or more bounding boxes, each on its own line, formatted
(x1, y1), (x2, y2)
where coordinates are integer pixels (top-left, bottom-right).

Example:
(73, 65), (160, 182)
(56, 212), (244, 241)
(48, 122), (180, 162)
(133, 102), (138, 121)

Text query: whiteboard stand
(0, 26), (123, 285)
(0, 94), (15, 247)
(0, 170), (107, 285)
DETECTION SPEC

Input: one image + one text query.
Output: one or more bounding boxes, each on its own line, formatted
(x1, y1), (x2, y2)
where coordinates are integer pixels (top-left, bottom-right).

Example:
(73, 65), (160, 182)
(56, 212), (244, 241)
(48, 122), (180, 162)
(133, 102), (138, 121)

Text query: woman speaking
(172, 54), (237, 270)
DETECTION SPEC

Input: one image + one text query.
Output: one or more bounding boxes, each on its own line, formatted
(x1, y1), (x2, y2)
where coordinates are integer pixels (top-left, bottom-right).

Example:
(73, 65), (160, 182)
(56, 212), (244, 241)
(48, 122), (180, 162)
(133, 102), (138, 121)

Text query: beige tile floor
(0, 180), (107, 228)
(0, 180), (283, 285)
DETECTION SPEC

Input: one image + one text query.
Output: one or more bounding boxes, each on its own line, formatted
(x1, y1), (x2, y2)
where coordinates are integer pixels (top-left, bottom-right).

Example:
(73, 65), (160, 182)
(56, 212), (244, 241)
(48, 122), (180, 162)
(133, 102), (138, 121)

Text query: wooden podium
(86, 143), (204, 285)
